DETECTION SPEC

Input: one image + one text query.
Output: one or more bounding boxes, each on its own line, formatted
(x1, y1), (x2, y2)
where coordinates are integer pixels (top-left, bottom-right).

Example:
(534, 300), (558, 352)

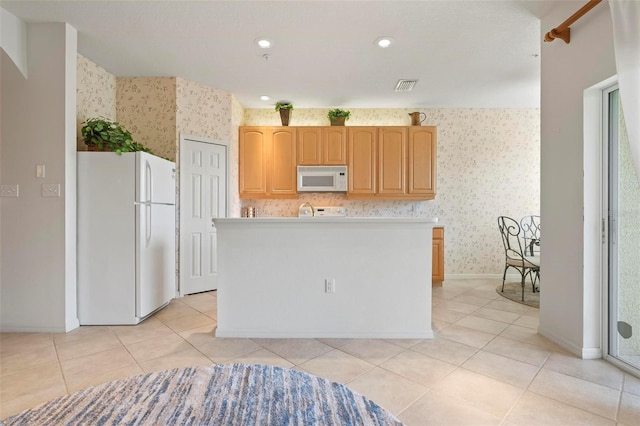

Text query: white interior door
(180, 137), (228, 295)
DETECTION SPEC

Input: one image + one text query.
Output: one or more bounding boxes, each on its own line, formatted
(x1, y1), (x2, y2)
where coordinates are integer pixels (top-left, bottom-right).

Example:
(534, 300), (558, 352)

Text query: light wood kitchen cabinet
(239, 127), (297, 199)
(347, 127), (377, 195)
(297, 127), (347, 165)
(348, 126), (436, 200)
(297, 127), (322, 165)
(408, 126), (437, 198)
(432, 226), (445, 285)
(323, 127), (347, 164)
(378, 127), (407, 195)
(240, 125), (436, 200)
(239, 127), (267, 197)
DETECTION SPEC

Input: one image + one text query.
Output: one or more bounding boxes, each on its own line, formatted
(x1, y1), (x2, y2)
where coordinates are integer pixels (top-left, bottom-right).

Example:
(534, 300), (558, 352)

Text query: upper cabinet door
(348, 127), (377, 195)
(239, 127), (267, 197)
(323, 127), (347, 165)
(239, 127), (297, 199)
(378, 127), (407, 195)
(408, 126), (436, 198)
(297, 127), (322, 165)
(298, 127), (346, 165)
(269, 127), (297, 196)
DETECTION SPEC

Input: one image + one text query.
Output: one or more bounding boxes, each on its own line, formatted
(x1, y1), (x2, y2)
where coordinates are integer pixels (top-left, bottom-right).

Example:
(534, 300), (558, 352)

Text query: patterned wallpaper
(176, 78), (233, 142)
(116, 77), (177, 161)
(242, 108), (541, 275)
(76, 54), (116, 151)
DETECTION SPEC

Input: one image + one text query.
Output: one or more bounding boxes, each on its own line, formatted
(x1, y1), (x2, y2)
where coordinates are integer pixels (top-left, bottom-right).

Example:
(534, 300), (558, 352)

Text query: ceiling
(1, 1), (559, 109)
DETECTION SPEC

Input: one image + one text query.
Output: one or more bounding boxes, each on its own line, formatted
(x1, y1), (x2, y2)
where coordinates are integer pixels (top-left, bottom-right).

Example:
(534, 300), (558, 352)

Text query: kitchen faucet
(298, 202), (315, 217)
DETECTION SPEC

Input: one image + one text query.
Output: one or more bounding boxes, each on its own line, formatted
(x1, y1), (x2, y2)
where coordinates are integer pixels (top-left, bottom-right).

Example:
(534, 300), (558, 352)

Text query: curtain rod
(544, 0), (603, 44)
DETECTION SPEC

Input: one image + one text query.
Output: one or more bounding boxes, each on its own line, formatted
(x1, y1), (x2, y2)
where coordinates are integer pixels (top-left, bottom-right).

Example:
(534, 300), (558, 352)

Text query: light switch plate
(42, 183), (60, 197)
(36, 164), (46, 178)
(0, 184), (19, 197)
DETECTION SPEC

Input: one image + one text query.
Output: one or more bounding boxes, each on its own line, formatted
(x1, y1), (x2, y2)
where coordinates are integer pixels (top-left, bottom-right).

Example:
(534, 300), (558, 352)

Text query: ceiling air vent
(394, 79), (418, 92)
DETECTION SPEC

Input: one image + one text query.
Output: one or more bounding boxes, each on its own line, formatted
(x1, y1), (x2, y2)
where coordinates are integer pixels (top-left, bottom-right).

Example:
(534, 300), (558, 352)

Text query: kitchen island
(213, 217), (437, 339)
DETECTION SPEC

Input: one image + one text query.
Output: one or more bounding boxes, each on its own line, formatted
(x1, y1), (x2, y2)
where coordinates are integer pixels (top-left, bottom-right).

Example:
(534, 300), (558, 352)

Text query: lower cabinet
(432, 226), (445, 285)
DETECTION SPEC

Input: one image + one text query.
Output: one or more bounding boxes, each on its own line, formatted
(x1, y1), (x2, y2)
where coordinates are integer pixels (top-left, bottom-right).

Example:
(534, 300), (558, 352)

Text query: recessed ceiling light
(260, 95), (270, 101)
(255, 38), (273, 49)
(375, 37), (393, 48)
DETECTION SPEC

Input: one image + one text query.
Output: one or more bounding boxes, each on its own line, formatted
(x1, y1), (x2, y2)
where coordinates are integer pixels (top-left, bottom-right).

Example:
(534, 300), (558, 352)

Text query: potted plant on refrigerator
(327, 108), (351, 126)
(275, 102), (293, 126)
(81, 117), (153, 155)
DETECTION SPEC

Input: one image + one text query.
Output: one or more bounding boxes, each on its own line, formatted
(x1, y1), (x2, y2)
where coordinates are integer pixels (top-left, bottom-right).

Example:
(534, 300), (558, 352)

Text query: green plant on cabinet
(327, 108), (351, 126)
(274, 102), (293, 111)
(81, 117), (154, 155)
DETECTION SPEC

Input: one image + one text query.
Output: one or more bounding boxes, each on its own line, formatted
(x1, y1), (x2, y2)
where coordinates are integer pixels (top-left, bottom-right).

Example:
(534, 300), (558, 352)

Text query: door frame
(178, 134), (230, 296)
(600, 83), (640, 377)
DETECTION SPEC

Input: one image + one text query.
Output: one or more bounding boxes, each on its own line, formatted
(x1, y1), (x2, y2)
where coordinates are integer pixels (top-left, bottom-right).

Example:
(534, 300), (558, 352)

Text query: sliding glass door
(606, 85), (640, 373)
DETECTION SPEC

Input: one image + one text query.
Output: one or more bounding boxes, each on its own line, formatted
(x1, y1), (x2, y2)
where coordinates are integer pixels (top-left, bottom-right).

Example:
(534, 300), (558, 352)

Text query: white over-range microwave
(297, 165), (348, 192)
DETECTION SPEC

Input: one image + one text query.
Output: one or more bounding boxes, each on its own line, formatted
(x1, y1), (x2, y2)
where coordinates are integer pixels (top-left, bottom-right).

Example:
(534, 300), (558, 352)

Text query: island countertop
(213, 217), (438, 224)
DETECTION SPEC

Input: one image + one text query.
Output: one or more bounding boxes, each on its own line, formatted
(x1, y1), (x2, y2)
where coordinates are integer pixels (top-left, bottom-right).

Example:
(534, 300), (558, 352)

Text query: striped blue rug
(1, 364), (403, 425)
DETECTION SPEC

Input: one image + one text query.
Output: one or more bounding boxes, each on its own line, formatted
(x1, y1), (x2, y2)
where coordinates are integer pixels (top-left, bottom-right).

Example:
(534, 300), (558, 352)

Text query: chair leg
(520, 270), (525, 302)
(502, 264), (508, 292)
(529, 269), (536, 292)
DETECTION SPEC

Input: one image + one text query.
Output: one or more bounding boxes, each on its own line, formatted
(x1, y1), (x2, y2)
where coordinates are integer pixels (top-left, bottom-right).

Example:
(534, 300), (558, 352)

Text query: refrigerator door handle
(145, 204), (152, 246)
(145, 161), (152, 202)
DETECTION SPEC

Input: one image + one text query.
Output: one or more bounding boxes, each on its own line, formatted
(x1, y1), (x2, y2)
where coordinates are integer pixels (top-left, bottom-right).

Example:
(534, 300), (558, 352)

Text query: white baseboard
(0, 323), (71, 333)
(216, 328), (434, 339)
(581, 347), (603, 359)
(538, 326), (602, 359)
(444, 273), (521, 280)
(66, 317), (80, 332)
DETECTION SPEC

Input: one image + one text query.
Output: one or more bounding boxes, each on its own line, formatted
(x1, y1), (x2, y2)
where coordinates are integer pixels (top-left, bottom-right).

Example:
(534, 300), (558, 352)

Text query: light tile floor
(1, 278), (639, 425)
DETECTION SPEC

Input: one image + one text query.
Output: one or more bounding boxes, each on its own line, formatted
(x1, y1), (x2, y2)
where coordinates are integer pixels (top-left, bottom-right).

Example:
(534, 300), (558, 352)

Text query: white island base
(213, 217), (436, 339)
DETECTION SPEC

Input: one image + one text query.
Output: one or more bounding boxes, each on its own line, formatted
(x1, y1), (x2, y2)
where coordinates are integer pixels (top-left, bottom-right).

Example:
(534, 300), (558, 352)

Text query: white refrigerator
(77, 151), (176, 325)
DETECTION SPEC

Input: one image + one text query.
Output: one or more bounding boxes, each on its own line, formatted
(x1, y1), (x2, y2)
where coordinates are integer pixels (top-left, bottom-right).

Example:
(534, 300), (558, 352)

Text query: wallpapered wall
(76, 54), (116, 151)
(116, 77), (177, 161)
(242, 108), (541, 275)
(75, 55), (540, 275)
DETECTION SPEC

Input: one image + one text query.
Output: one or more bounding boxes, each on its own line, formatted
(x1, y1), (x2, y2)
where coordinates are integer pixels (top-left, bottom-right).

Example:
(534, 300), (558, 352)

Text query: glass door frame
(601, 82), (640, 377)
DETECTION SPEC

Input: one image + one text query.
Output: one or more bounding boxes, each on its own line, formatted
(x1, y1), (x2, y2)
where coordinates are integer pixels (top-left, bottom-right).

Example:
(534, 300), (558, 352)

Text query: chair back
(520, 215), (541, 255)
(498, 216), (526, 261)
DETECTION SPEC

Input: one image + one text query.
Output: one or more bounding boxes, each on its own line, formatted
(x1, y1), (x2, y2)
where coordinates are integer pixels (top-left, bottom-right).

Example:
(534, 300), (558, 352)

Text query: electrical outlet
(0, 184), (19, 197)
(325, 278), (336, 293)
(41, 183), (60, 197)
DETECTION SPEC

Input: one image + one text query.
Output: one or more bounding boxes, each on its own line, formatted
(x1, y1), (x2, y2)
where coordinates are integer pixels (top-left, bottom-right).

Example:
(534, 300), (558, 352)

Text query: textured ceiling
(2, 1), (560, 109)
